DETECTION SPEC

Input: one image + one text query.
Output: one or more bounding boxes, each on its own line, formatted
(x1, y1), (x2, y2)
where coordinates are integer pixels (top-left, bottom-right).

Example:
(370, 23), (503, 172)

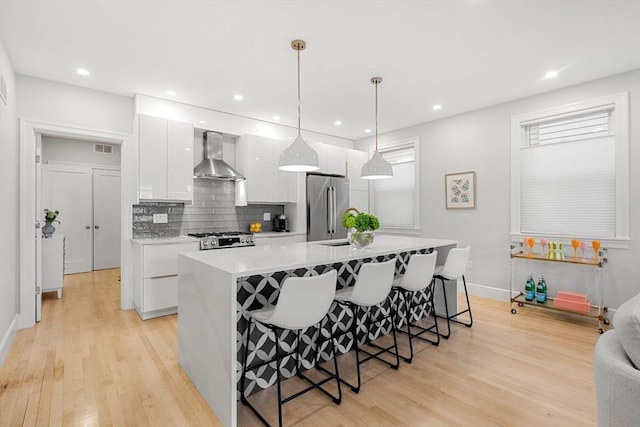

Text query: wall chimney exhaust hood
(194, 131), (245, 181)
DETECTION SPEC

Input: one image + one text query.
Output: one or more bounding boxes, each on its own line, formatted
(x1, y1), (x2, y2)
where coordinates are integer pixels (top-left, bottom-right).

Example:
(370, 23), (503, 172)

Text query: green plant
(341, 207), (380, 232)
(44, 208), (60, 224)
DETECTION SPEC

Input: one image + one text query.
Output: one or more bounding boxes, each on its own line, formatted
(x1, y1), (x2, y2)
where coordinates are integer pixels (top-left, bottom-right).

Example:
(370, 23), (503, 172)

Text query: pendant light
(361, 76), (393, 180)
(278, 40), (320, 172)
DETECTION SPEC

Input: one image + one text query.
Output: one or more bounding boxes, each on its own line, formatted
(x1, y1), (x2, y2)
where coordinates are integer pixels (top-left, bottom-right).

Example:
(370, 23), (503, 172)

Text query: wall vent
(94, 143), (114, 154)
(0, 73), (7, 105)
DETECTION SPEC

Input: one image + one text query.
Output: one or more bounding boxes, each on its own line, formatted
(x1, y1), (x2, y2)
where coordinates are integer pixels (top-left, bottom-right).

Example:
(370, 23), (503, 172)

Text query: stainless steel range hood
(194, 131), (245, 181)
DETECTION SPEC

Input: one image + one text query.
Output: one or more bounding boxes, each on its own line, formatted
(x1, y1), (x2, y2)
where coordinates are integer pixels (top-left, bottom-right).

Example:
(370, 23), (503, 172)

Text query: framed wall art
(445, 171), (476, 209)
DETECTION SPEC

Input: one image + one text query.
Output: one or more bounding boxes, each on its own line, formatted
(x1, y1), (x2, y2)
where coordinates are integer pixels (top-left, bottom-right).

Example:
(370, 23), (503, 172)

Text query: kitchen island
(178, 235), (458, 427)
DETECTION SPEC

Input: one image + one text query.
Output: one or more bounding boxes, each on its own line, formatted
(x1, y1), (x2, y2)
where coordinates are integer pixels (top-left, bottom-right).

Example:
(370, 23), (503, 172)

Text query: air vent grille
(94, 143), (114, 154)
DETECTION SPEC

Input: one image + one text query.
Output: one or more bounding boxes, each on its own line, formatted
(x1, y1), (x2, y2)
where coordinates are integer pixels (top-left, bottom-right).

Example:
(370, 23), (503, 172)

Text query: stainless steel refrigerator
(307, 174), (350, 241)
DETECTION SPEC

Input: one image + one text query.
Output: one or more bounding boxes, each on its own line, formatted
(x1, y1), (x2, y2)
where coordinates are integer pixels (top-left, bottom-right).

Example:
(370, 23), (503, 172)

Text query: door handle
(94, 225), (100, 229)
(332, 186), (337, 234)
(85, 225), (91, 230)
(327, 187), (332, 234)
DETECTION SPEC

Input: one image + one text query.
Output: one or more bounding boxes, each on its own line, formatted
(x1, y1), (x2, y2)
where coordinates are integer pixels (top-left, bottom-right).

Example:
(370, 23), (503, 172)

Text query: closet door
(93, 169), (121, 270)
(41, 164), (93, 274)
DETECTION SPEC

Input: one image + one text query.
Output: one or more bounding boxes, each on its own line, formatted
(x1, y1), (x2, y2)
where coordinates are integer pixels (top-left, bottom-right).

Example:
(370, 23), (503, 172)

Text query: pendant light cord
(297, 46), (301, 133)
(375, 79), (378, 151)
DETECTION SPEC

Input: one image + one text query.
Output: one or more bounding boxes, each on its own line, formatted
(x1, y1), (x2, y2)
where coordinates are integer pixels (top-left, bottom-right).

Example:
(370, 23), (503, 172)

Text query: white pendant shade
(278, 133), (320, 172)
(361, 76), (393, 180)
(361, 150), (393, 180)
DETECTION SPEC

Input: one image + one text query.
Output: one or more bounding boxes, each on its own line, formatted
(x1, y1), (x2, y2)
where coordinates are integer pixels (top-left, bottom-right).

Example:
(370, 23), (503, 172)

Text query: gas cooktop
(186, 231), (255, 250)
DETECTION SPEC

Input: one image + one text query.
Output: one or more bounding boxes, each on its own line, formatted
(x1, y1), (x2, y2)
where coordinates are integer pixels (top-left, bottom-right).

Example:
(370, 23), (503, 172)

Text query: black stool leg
(438, 277), (452, 339)
(274, 329), (284, 427)
(449, 275), (473, 328)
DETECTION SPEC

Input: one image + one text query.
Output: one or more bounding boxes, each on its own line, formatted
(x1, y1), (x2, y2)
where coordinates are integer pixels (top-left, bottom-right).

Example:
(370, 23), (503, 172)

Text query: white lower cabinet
(42, 235), (65, 299)
(133, 240), (199, 320)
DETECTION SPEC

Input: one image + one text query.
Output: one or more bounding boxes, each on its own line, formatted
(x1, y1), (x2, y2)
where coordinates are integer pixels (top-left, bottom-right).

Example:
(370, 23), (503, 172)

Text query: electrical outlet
(263, 212), (271, 221)
(467, 260), (473, 270)
(153, 213), (168, 224)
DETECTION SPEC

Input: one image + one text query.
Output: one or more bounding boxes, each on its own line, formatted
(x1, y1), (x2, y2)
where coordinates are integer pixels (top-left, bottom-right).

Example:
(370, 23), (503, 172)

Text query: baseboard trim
(0, 314), (19, 367)
(458, 281), (511, 302)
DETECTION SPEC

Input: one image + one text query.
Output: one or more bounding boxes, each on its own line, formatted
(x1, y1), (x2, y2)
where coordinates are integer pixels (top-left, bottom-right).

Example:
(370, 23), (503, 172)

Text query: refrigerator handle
(327, 186), (333, 234)
(332, 186), (337, 234)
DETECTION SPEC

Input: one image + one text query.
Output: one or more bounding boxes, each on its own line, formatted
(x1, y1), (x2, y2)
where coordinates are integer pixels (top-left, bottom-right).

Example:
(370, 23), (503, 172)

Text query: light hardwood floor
(0, 269), (600, 426)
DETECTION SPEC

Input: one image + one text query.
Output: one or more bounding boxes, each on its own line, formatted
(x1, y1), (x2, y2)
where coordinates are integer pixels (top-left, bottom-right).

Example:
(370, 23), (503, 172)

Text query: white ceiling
(1, 1), (640, 140)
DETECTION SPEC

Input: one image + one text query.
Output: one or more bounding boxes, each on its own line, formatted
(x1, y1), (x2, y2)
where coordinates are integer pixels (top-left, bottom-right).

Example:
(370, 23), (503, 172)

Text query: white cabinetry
(132, 240), (199, 320)
(326, 145), (347, 176)
(236, 134), (297, 203)
(346, 149), (369, 191)
(42, 235), (65, 299)
(139, 114), (194, 202)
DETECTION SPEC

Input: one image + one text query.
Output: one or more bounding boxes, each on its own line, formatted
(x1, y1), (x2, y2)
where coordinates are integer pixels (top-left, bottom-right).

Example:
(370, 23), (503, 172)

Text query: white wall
(0, 42), (19, 365)
(356, 69), (640, 309)
(17, 75), (133, 134)
(42, 135), (122, 167)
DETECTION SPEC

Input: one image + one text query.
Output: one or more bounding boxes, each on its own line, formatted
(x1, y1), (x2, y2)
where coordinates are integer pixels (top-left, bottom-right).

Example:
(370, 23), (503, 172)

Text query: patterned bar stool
(392, 251), (439, 363)
(434, 247), (472, 339)
(240, 270), (341, 427)
(334, 258), (399, 393)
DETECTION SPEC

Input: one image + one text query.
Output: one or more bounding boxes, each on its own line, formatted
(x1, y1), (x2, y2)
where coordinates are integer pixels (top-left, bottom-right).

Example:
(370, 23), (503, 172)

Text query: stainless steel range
(187, 231), (255, 250)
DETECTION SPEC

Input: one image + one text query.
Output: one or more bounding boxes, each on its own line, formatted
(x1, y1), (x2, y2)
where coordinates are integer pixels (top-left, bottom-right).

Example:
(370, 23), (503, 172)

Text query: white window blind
(520, 135), (616, 237)
(373, 143), (416, 228)
(527, 110), (610, 146)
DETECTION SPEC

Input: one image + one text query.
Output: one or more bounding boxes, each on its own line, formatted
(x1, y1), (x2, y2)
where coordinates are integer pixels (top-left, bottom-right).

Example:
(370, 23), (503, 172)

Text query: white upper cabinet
(236, 134), (297, 204)
(138, 115), (193, 202)
(346, 149), (369, 191)
(326, 145), (347, 176)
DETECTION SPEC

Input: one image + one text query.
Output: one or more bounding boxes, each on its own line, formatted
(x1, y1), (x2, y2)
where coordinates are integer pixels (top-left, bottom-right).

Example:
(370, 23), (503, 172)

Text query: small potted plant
(341, 207), (380, 249)
(42, 208), (60, 238)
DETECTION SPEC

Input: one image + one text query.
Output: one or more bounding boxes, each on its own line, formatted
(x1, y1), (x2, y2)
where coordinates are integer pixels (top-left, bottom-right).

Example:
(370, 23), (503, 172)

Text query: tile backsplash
(132, 179), (284, 239)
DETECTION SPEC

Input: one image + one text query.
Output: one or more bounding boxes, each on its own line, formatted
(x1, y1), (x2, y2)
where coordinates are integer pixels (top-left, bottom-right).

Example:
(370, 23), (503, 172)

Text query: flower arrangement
(44, 208), (60, 224)
(341, 207), (379, 248)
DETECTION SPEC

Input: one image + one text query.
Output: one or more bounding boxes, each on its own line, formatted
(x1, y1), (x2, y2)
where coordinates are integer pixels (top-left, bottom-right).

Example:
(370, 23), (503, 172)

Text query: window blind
(374, 144), (415, 228)
(527, 111), (610, 146)
(519, 136), (615, 237)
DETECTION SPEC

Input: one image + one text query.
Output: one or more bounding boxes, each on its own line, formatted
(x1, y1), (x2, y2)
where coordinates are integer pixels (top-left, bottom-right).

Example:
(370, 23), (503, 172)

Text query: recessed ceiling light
(544, 70), (559, 79)
(234, 94), (243, 101)
(199, 120), (206, 124)
(334, 121), (342, 126)
(273, 115), (280, 121)
(76, 68), (90, 76)
(167, 90), (176, 96)
(364, 129), (371, 133)
(432, 104), (442, 111)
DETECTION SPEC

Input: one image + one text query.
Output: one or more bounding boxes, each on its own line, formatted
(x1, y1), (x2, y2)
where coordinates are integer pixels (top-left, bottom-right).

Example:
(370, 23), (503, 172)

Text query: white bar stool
(434, 246), (472, 339)
(334, 258), (399, 393)
(392, 251), (439, 363)
(240, 270), (341, 427)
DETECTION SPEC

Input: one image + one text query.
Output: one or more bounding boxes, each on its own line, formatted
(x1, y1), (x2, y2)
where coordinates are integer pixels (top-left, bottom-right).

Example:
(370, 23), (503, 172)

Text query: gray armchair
(594, 293), (640, 426)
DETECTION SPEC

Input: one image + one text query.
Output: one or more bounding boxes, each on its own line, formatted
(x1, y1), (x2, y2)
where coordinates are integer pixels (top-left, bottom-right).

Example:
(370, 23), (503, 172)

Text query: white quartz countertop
(180, 235), (457, 276)
(131, 236), (198, 245)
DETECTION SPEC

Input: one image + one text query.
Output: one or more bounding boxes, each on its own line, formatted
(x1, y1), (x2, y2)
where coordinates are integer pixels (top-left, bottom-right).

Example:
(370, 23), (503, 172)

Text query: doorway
(40, 136), (122, 273)
(19, 120), (132, 330)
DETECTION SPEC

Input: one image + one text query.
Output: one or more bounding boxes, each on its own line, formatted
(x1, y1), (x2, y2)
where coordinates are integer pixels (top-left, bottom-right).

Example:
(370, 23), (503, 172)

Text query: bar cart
(509, 241), (609, 333)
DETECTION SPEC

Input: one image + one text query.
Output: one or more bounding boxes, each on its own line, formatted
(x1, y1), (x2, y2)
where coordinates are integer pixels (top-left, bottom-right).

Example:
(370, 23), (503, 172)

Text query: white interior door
(41, 164), (93, 274)
(93, 169), (121, 270)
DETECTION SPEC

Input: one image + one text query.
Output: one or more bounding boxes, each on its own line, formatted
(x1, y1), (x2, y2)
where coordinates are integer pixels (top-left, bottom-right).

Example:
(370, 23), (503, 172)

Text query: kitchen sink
(317, 241), (351, 247)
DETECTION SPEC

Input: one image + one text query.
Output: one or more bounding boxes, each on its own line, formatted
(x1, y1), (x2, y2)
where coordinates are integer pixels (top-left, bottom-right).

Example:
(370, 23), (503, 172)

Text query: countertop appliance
(186, 231), (255, 250)
(306, 173), (349, 242)
(273, 214), (288, 232)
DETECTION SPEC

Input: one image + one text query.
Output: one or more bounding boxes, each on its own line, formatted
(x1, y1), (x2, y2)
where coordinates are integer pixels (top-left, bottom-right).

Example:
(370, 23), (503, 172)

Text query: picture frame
(445, 171), (476, 209)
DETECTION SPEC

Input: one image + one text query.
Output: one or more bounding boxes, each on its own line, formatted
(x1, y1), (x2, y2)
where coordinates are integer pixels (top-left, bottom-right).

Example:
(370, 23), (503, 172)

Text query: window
(371, 137), (420, 232)
(511, 93), (629, 246)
